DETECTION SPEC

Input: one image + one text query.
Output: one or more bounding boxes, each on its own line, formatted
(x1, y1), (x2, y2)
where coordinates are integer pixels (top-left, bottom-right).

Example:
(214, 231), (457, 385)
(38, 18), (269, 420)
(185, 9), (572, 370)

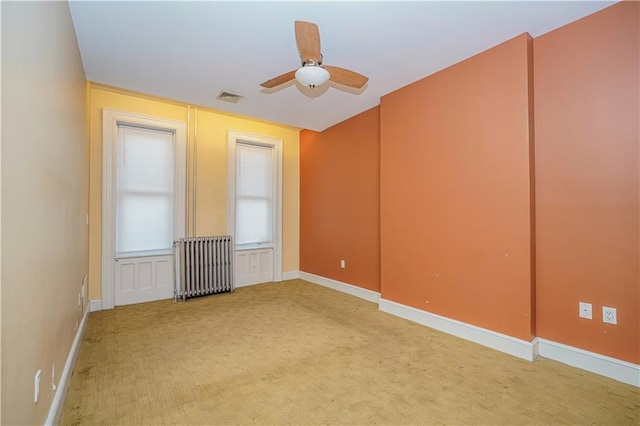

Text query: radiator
(174, 236), (234, 301)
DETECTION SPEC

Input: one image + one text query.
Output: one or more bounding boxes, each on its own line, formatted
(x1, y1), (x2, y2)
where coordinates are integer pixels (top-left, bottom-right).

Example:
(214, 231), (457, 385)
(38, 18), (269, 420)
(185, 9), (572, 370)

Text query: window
(116, 125), (175, 256)
(235, 142), (274, 246)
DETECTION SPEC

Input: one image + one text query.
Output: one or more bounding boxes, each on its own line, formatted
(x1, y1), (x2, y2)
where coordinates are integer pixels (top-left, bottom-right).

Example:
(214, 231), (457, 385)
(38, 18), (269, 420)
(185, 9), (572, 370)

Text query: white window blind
(116, 125), (175, 255)
(235, 143), (274, 246)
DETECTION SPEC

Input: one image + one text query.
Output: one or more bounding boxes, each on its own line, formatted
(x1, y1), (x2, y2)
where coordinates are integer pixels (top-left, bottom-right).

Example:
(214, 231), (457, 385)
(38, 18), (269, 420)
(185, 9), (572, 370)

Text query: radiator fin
(175, 236), (233, 301)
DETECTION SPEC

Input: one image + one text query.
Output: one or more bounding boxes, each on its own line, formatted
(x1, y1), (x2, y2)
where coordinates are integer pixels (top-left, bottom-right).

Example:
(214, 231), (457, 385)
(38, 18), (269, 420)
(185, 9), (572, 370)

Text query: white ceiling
(69, 1), (614, 132)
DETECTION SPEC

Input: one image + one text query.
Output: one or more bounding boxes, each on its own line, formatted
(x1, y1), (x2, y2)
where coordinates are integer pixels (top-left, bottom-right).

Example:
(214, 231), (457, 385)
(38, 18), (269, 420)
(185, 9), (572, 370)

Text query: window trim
(226, 130), (283, 283)
(102, 109), (186, 309)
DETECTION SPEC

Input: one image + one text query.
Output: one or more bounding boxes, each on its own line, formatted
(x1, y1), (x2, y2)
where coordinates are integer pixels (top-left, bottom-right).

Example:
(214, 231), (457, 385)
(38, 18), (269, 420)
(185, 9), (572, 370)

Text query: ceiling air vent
(216, 90), (243, 104)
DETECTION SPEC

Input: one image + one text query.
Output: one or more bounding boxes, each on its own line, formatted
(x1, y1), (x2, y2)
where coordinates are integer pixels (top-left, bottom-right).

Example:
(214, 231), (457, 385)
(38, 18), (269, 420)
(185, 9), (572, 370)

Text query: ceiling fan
(260, 21), (369, 91)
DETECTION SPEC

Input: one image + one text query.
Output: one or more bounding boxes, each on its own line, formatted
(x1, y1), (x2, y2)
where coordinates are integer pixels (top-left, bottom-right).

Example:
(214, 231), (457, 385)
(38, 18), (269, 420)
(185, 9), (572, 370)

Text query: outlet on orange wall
(300, 107), (381, 293)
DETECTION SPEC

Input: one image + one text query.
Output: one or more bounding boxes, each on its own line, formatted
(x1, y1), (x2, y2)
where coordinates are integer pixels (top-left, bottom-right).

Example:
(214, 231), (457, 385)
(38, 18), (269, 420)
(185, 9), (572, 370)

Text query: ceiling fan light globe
(295, 66), (330, 89)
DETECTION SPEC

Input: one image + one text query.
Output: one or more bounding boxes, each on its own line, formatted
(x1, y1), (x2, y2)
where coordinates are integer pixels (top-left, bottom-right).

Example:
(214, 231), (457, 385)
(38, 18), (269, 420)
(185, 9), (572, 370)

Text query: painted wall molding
(89, 299), (103, 312)
(45, 305), (90, 425)
(281, 271), (300, 281)
(538, 338), (639, 387)
(379, 298), (539, 361)
(299, 271), (380, 303)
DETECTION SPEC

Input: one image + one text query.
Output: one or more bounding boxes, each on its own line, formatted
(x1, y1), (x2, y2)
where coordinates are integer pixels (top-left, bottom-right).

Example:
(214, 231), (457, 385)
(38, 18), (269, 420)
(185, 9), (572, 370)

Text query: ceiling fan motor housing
(295, 64), (330, 89)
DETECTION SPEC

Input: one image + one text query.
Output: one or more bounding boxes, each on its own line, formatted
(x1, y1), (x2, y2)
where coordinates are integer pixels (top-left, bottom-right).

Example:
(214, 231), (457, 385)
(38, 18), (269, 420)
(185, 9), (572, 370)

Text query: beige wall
(1, 2), (89, 424)
(88, 85), (300, 300)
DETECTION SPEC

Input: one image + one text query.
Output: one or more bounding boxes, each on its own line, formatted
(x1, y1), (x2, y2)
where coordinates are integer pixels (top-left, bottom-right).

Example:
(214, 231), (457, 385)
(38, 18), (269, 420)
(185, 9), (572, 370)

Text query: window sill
(236, 243), (274, 251)
(116, 249), (173, 259)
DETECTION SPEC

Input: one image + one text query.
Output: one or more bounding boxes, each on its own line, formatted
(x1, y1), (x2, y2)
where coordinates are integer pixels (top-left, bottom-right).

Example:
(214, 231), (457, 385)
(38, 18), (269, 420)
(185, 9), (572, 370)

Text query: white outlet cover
(34, 369), (42, 402)
(579, 302), (592, 319)
(51, 363), (57, 391)
(602, 306), (617, 325)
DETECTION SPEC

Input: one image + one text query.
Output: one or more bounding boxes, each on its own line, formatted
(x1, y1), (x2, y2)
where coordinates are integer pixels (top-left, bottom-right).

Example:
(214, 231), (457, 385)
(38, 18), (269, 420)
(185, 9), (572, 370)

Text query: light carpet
(60, 279), (639, 425)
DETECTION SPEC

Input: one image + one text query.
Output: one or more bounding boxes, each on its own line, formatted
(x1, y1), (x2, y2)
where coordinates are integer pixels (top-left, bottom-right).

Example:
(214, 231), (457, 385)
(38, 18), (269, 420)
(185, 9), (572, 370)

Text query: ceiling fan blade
(323, 65), (369, 89)
(295, 21), (321, 64)
(260, 70), (297, 88)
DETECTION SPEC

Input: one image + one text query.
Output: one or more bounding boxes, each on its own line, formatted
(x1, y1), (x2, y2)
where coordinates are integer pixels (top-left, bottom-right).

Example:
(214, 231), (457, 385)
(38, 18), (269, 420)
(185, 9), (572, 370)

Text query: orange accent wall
(300, 107), (381, 292)
(534, 2), (639, 364)
(380, 34), (535, 341)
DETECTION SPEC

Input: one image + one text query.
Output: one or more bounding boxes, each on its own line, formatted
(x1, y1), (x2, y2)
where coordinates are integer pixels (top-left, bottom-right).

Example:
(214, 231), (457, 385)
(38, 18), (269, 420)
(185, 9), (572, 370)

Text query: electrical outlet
(34, 370), (42, 402)
(340, 259), (345, 269)
(579, 302), (592, 319)
(602, 306), (617, 325)
(51, 363), (57, 391)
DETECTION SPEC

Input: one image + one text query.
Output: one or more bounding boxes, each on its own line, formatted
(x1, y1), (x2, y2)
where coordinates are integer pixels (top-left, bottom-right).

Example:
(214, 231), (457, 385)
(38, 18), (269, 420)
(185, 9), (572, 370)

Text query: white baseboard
(538, 338), (639, 387)
(281, 271), (300, 281)
(89, 299), (102, 312)
(379, 298), (539, 361)
(45, 304), (90, 425)
(90, 274), (639, 387)
(234, 281), (257, 289)
(299, 271), (381, 304)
